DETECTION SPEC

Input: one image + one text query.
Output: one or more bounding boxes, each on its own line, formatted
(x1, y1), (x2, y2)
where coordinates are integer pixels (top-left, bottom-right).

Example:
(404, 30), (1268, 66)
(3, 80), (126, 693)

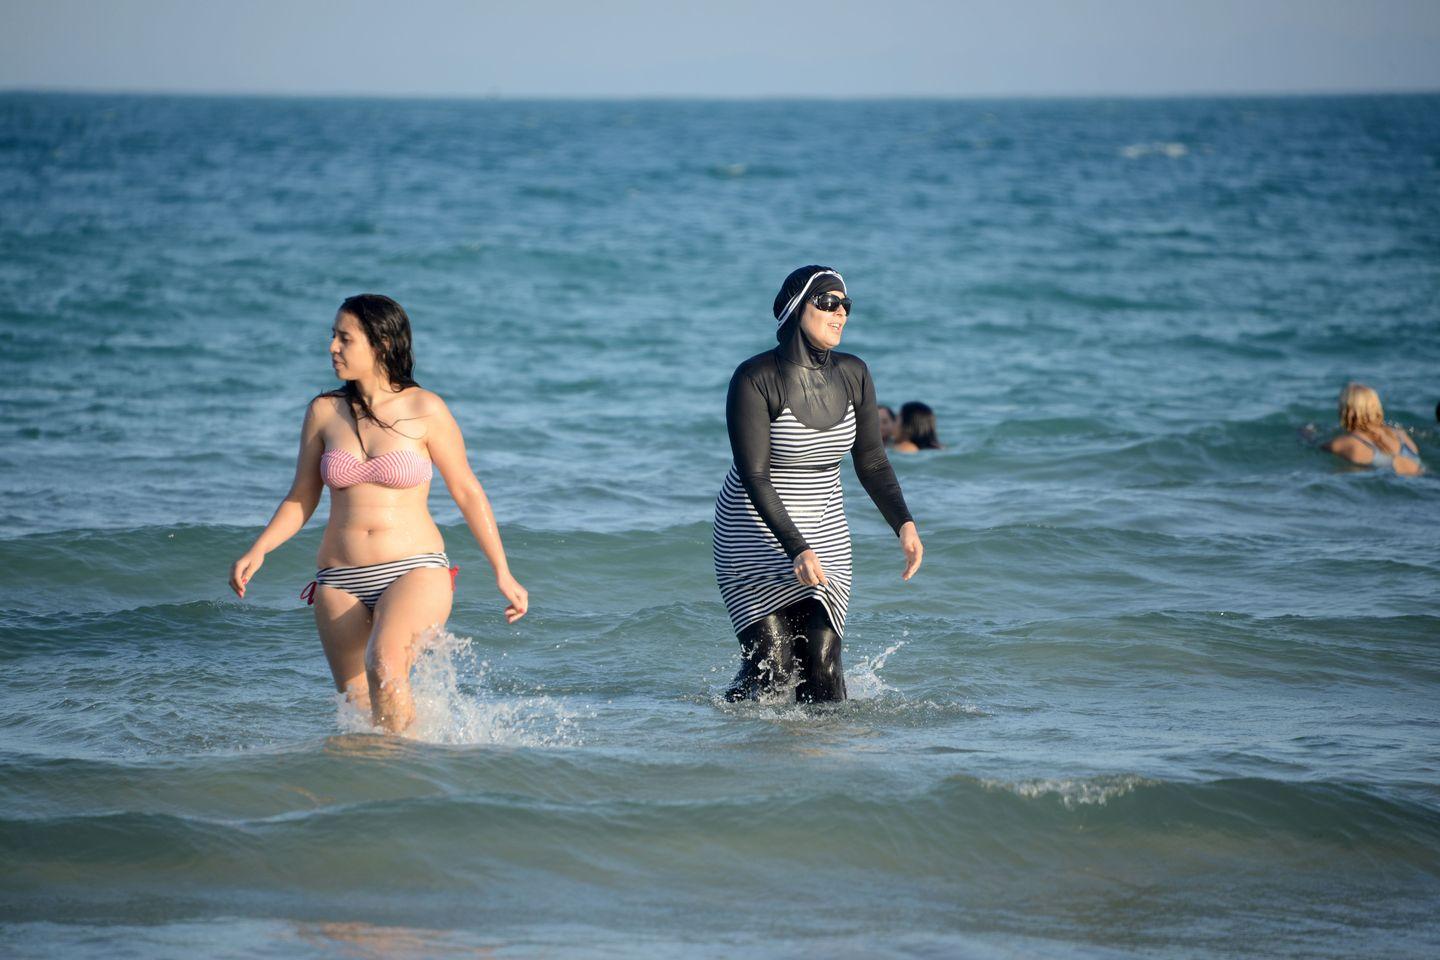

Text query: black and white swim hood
(772, 265), (846, 328)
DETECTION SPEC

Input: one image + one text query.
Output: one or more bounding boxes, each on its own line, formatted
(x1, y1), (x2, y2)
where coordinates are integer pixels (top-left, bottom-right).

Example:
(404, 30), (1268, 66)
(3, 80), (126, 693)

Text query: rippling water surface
(1, 93), (1438, 958)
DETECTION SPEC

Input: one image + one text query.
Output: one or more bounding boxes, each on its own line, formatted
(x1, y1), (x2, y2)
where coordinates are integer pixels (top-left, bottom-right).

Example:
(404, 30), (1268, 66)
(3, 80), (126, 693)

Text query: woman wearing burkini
(715, 266), (923, 702)
(229, 295), (528, 732)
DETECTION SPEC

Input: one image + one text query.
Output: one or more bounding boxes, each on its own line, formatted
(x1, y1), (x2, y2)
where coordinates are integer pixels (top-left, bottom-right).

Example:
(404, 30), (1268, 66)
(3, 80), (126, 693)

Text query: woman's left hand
(899, 522), (923, 581)
(497, 573), (529, 624)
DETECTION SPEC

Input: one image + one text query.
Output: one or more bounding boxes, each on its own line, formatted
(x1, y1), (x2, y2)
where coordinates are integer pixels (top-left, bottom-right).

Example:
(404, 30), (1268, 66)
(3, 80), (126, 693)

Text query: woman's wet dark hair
(900, 401), (942, 450)
(321, 294), (420, 447)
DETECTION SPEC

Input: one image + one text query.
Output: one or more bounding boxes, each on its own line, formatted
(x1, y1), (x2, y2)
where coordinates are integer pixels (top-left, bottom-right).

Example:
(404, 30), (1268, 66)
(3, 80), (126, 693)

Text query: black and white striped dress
(713, 402), (857, 636)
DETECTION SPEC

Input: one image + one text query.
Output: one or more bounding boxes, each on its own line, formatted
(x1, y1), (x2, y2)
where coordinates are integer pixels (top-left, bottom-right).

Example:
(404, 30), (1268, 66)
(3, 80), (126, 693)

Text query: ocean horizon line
(5, 85), (1440, 104)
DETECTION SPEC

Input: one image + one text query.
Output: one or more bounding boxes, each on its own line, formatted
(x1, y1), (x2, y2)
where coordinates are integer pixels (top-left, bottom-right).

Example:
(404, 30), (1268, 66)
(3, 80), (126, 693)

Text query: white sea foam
(1120, 141), (1189, 159)
(334, 628), (583, 747)
(983, 774), (1155, 809)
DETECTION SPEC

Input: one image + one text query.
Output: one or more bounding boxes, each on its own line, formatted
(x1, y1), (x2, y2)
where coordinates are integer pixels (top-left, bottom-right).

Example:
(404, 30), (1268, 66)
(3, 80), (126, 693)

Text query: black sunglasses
(810, 293), (852, 314)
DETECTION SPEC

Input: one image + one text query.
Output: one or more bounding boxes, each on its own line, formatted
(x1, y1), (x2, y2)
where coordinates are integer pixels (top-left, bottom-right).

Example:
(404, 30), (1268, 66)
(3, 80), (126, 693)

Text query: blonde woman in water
(230, 294), (528, 732)
(1321, 382), (1424, 476)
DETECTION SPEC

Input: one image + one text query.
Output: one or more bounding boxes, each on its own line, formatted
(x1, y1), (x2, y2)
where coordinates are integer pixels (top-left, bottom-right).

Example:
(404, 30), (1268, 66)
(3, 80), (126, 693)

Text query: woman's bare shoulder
(405, 387), (451, 417)
(306, 393), (345, 420)
(1325, 434), (1366, 461)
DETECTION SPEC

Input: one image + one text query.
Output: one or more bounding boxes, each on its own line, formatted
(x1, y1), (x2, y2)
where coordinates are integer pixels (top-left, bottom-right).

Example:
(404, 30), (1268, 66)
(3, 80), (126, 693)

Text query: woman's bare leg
(313, 585), (375, 712)
(367, 567), (453, 733)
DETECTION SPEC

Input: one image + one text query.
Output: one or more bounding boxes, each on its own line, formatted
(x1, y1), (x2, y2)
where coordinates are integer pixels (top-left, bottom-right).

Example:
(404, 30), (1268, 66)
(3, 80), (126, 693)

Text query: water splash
(846, 634), (908, 700)
(334, 628), (583, 747)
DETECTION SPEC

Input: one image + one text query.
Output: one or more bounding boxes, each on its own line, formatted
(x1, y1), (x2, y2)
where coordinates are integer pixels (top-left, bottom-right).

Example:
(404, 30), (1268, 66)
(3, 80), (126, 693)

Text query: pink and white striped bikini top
(321, 449), (433, 490)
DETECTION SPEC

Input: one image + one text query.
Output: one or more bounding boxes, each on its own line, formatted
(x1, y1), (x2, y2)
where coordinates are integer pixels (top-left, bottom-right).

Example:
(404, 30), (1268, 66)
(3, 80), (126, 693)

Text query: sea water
(1, 93), (1438, 958)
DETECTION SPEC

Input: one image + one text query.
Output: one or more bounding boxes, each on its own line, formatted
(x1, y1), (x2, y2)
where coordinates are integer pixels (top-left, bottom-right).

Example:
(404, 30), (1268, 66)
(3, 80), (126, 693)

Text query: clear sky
(3, 0), (1439, 98)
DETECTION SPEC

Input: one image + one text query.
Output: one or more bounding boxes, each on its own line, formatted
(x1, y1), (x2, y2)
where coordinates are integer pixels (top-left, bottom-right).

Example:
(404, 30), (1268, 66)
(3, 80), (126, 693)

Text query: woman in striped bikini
(229, 294), (528, 732)
(715, 266), (923, 703)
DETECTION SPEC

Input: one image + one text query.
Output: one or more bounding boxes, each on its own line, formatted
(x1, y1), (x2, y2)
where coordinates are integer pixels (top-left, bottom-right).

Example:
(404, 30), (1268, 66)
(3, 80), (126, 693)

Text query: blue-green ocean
(1, 93), (1438, 958)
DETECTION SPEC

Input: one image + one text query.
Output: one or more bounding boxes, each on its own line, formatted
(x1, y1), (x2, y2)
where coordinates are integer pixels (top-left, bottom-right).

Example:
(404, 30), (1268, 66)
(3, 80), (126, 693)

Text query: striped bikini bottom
(300, 553), (458, 610)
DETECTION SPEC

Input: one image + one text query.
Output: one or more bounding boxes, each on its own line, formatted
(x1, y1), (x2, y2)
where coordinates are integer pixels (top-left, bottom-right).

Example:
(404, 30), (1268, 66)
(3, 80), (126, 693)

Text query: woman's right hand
(230, 550), (265, 599)
(497, 572), (529, 624)
(793, 549), (827, 587)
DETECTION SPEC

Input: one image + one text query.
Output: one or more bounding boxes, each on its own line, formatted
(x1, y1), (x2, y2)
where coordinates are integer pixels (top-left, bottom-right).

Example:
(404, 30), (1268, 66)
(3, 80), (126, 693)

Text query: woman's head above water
(878, 405), (899, 444)
(330, 293), (417, 389)
(773, 265), (849, 351)
(900, 401), (942, 450)
(1337, 382), (1385, 435)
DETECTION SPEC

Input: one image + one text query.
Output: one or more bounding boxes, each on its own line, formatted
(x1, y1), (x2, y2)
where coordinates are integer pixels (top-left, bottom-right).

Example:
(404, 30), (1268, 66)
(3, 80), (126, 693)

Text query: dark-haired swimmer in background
(714, 266), (923, 703)
(878, 405), (899, 446)
(229, 294), (528, 732)
(1321, 382), (1423, 476)
(892, 401), (943, 453)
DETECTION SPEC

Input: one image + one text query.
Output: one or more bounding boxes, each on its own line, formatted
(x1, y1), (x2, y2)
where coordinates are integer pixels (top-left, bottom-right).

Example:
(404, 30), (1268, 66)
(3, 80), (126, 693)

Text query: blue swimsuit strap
(1350, 435), (1390, 467)
(1353, 432), (1419, 465)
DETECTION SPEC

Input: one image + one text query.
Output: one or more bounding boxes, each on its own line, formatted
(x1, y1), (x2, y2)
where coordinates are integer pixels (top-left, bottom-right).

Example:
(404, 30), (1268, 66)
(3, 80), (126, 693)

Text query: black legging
(724, 597), (846, 703)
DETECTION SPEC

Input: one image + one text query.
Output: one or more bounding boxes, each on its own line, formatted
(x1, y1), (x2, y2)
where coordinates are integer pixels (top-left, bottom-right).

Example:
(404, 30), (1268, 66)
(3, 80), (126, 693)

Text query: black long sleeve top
(725, 324), (913, 559)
